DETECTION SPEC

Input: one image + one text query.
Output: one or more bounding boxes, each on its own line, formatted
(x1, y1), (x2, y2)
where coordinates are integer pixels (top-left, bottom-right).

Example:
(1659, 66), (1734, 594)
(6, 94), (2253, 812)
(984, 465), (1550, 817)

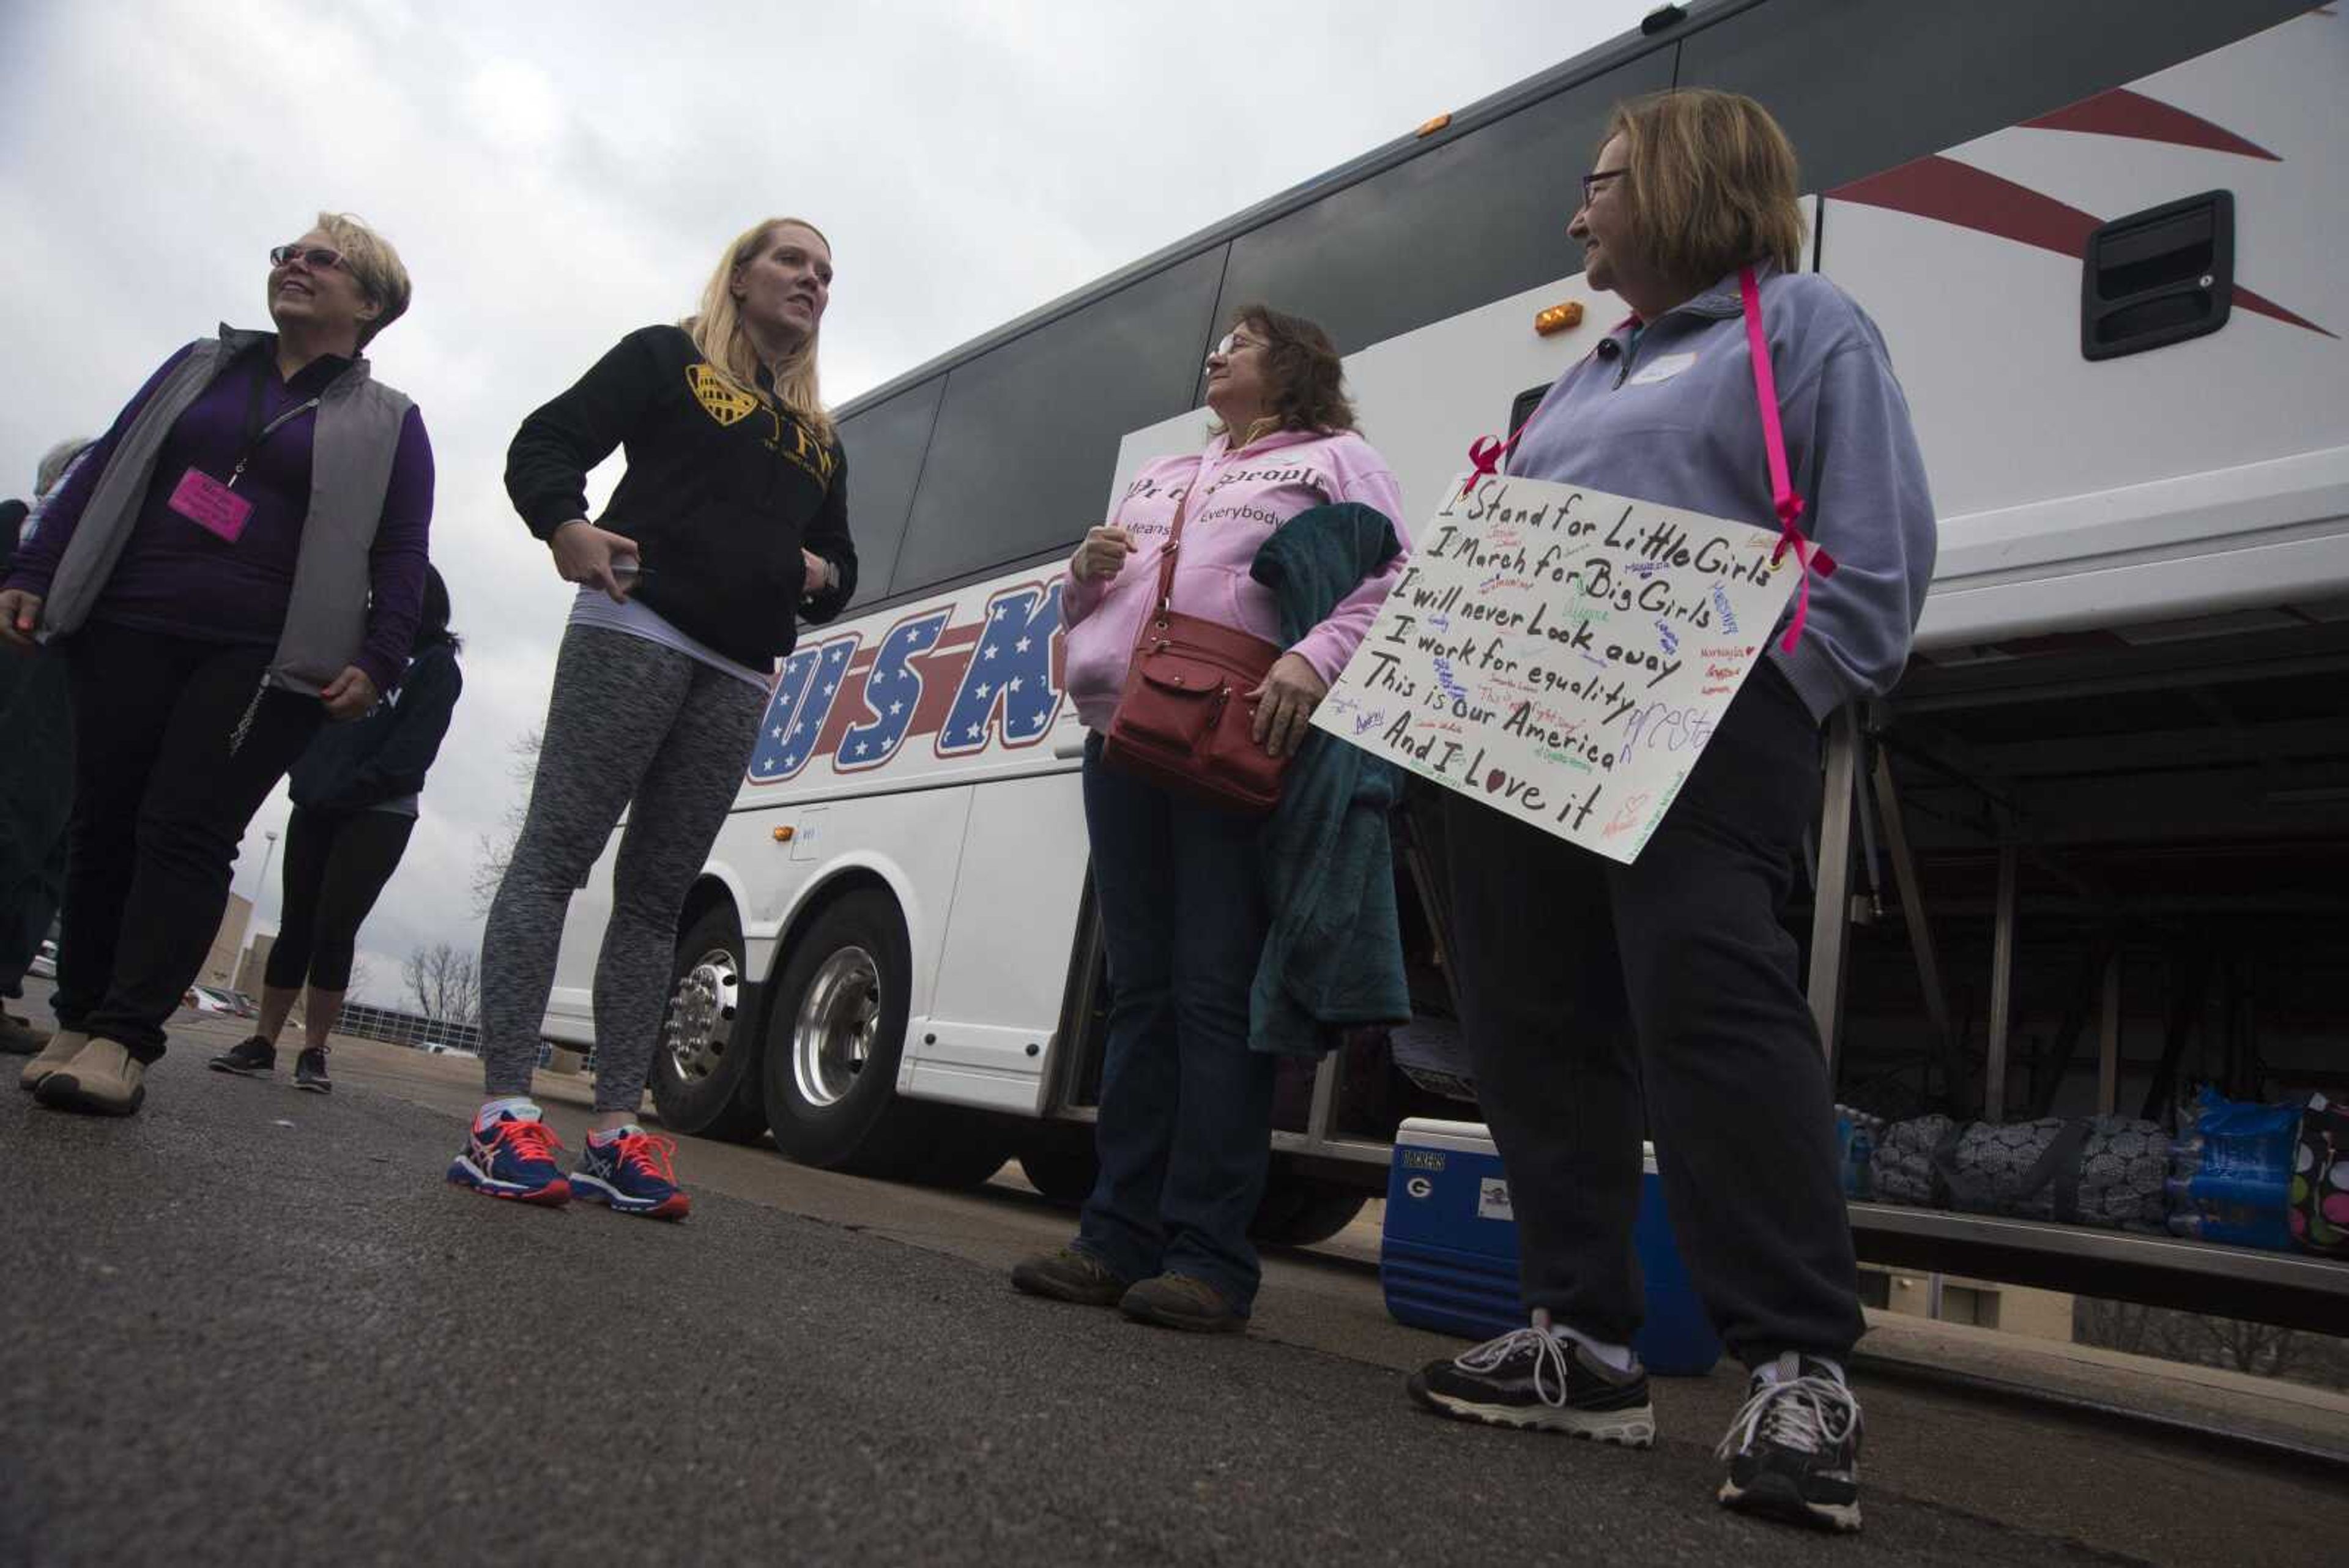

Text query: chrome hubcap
(793, 945), (880, 1109)
(663, 946), (741, 1083)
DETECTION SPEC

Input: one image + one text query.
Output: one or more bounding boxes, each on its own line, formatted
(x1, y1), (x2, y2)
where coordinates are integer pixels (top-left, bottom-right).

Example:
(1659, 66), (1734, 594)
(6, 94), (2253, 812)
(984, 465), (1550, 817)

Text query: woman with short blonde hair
(3, 211), (433, 1115)
(456, 217), (855, 1219)
(1406, 89), (1937, 1534)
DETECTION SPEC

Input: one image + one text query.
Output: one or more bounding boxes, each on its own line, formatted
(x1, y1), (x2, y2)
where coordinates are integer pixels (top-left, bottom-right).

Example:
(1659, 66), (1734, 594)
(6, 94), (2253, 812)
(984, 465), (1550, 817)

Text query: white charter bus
(544, 0), (2349, 1327)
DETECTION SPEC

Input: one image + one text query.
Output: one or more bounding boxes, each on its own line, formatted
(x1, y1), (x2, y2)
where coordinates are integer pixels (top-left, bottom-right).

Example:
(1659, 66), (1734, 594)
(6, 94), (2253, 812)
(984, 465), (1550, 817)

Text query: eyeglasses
(269, 244), (349, 273)
(1209, 332), (1266, 360)
(1578, 169), (1628, 205)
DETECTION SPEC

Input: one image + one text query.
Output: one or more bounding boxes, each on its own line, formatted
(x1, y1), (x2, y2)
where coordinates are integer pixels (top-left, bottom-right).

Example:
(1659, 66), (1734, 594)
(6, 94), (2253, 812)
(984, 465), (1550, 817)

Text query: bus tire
(762, 888), (930, 1173)
(648, 903), (768, 1142)
(1018, 1145), (1100, 1207)
(1250, 1173), (1369, 1247)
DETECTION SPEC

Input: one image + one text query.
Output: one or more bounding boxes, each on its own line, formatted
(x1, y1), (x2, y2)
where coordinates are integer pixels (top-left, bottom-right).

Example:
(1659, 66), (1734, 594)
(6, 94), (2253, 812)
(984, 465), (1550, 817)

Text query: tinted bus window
(888, 247), (1229, 598)
(1207, 52), (1675, 364)
(1679, 0), (2312, 195)
(835, 376), (944, 609)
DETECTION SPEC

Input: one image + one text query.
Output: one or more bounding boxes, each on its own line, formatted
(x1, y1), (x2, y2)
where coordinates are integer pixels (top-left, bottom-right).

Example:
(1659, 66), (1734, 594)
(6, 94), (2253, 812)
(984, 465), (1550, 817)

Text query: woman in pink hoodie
(1012, 305), (1406, 1333)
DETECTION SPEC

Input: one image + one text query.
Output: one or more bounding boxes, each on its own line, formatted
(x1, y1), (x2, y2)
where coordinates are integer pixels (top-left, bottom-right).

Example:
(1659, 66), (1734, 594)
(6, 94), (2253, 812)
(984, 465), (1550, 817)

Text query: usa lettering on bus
(836, 608), (952, 772)
(937, 581), (1066, 757)
(748, 635), (860, 783)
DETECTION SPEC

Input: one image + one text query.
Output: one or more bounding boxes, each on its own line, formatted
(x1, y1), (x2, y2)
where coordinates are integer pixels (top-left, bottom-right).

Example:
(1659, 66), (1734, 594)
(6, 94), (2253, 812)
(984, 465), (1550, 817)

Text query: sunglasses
(269, 244), (350, 273)
(1579, 169), (1628, 204)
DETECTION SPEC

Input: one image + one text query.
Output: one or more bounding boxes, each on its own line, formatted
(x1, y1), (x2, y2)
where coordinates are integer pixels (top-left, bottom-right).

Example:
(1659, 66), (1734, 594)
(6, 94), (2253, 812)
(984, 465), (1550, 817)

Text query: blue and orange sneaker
(573, 1126), (691, 1220)
(447, 1106), (571, 1206)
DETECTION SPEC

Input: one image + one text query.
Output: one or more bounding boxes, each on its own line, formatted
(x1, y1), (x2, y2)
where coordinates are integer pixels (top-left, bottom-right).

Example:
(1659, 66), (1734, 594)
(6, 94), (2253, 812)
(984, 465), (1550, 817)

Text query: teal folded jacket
(1247, 502), (1412, 1057)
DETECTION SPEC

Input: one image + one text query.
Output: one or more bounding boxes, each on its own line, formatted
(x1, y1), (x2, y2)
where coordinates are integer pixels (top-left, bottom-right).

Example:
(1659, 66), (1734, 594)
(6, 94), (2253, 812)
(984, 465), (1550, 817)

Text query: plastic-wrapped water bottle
(1848, 1126), (1876, 1200)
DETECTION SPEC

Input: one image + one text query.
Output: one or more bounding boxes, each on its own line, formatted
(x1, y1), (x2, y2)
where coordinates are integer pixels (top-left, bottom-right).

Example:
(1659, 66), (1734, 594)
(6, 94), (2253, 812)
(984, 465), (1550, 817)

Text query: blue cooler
(1381, 1117), (1721, 1376)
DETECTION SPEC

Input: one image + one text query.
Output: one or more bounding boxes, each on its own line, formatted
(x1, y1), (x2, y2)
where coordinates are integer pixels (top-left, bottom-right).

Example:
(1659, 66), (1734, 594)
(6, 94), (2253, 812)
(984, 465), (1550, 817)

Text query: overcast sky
(0, 0), (1638, 1005)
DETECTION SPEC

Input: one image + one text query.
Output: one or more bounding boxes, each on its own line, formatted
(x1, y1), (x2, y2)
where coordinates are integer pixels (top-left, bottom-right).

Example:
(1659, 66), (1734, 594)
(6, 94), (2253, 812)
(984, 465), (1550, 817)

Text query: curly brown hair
(1217, 303), (1358, 436)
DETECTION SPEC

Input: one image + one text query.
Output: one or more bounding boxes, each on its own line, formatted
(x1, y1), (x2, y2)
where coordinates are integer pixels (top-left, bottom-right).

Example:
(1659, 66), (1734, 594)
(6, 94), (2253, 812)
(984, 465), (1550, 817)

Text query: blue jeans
(1075, 734), (1277, 1313)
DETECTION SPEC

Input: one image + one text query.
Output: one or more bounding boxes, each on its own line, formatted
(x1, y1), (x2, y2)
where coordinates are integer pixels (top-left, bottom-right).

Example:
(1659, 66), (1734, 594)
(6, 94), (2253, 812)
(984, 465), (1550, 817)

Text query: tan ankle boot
(19, 1029), (88, 1092)
(33, 1036), (146, 1116)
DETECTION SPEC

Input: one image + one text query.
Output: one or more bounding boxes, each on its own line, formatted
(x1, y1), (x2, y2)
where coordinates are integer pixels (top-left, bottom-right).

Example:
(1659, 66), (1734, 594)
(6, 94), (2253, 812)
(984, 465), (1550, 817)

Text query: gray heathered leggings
(478, 624), (766, 1112)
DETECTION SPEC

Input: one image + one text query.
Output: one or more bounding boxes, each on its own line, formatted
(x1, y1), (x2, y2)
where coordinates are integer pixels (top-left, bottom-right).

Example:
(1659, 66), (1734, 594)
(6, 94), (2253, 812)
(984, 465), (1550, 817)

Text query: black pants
(53, 622), (322, 1062)
(0, 644), (73, 994)
(1444, 664), (1865, 1365)
(264, 805), (416, 994)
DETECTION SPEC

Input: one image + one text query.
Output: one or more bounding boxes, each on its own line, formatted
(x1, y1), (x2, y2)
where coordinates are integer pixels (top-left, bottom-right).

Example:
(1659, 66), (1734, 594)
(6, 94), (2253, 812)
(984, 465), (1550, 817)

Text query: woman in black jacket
(450, 216), (854, 1219)
(211, 565), (462, 1091)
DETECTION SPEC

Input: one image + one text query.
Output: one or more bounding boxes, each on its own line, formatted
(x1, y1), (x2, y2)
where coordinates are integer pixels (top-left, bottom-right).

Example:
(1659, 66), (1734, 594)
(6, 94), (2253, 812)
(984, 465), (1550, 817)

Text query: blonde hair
(1603, 90), (1806, 289)
(683, 218), (835, 446)
(313, 211), (411, 346)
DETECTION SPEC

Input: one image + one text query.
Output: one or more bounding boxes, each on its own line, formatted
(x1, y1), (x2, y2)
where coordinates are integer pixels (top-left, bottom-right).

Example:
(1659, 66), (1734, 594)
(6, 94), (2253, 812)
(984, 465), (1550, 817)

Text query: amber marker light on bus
(1415, 113), (1452, 138)
(1535, 301), (1584, 336)
(773, 826), (796, 843)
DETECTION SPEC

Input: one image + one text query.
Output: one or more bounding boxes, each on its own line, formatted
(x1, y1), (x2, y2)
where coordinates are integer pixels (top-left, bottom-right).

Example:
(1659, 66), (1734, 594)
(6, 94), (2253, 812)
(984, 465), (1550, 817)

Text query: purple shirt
(7, 339), (435, 696)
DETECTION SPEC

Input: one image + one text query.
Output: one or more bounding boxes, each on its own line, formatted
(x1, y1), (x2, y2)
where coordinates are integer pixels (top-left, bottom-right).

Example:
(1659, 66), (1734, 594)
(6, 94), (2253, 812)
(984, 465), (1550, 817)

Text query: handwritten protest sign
(1313, 474), (1797, 864)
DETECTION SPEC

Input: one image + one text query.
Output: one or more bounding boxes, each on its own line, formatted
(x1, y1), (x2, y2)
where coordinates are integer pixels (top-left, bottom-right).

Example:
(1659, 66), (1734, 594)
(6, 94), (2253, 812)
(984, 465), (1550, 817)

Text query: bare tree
(470, 727), (543, 916)
(345, 953), (377, 1003)
(404, 942), (482, 1025)
(2075, 1296), (2343, 1389)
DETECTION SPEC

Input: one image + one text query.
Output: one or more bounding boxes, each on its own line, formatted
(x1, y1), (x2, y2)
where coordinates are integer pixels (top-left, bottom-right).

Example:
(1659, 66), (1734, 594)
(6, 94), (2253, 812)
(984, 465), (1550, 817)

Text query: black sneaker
(293, 1047), (332, 1093)
(1716, 1354), (1863, 1533)
(209, 1036), (277, 1077)
(1407, 1326), (1655, 1446)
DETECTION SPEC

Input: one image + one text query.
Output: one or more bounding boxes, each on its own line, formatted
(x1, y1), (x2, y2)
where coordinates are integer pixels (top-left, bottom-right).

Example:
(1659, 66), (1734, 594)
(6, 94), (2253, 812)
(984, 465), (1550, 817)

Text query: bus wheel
(1250, 1173), (1369, 1248)
(1017, 1145), (1099, 1207)
(648, 904), (768, 1142)
(763, 888), (929, 1173)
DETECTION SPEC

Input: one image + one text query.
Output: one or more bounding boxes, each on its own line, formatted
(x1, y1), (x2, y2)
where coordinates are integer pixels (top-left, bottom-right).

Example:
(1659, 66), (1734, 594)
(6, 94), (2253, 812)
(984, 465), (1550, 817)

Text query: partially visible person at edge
(0, 437), (92, 1057)
(455, 217), (855, 1220)
(1009, 305), (1409, 1333)
(208, 563), (463, 1093)
(1401, 91), (1935, 1535)
(3, 213), (432, 1117)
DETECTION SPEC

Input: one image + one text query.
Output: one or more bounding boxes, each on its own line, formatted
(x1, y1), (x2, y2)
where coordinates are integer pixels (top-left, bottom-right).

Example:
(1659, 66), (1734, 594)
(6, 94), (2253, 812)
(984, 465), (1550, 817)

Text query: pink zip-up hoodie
(1062, 426), (1409, 731)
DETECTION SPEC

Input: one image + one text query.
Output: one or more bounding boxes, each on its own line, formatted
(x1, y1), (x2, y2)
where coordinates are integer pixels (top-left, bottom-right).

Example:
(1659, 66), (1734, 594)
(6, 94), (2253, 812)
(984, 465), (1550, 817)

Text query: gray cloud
(1, 0), (1630, 1001)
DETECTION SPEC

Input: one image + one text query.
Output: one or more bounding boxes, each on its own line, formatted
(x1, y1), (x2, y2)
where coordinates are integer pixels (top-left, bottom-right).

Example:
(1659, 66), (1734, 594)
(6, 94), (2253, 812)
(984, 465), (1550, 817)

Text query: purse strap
(1152, 482), (1195, 618)
(1739, 266), (1837, 652)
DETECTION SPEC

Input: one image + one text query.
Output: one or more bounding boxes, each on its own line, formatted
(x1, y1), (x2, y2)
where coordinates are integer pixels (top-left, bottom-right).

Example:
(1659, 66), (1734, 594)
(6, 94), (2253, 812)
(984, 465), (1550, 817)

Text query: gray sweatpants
(478, 624), (766, 1112)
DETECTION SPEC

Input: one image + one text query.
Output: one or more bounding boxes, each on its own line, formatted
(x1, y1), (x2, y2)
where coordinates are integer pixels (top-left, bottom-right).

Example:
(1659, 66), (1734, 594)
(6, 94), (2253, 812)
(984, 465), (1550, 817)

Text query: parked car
(182, 986), (239, 1016)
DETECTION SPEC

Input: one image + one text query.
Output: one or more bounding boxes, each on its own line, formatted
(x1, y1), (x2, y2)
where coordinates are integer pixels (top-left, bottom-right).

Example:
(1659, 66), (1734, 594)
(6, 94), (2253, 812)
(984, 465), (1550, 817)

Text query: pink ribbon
(1739, 267), (1836, 652)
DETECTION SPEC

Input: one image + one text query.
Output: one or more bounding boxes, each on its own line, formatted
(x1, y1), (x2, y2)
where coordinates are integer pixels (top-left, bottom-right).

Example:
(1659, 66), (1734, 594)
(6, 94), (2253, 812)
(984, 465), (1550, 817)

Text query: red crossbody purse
(1100, 485), (1290, 816)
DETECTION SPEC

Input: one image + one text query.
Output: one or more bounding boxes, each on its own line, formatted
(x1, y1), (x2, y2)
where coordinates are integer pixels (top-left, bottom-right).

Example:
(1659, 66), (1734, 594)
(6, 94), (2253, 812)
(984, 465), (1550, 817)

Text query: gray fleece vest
(40, 325), (412, 691)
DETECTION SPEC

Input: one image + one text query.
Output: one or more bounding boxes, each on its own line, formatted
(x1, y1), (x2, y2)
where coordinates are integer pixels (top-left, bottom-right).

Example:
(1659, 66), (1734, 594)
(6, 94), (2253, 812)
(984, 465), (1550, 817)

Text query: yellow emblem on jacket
(688, 364), (760, 427)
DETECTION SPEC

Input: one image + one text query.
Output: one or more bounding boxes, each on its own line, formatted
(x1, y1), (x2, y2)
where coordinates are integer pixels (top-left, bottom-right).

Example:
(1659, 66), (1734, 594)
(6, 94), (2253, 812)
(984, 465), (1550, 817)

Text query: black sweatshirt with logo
(505, 324), (855, 669)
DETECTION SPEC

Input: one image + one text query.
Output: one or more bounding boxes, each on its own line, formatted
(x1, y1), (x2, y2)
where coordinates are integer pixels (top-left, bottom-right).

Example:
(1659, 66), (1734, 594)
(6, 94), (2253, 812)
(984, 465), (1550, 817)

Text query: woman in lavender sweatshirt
(1012, 305), (1407, 1333)
(1403, 92), (1936, 1535)
(1, 212), (432, 1117)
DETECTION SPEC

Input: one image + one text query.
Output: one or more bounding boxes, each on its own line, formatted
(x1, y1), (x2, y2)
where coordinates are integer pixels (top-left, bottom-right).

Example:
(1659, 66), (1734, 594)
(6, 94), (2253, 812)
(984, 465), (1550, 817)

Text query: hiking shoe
(292, 1047), (332, 1093)
(1011, 1246), (1131, 1307)
(209, 1036), (277, 1077)
(33, 1036), (147, 1117)
(20, 1029), (87, 1092)
(447, 1109), (571, 1206)
(1119, 1273), (1246, 1334)
(0, 1009), (48, 1055)
(1407, 1326), (1657, 1446)
(1716, 1354), (1863, 1533)
(572, 1126), (691, 1219)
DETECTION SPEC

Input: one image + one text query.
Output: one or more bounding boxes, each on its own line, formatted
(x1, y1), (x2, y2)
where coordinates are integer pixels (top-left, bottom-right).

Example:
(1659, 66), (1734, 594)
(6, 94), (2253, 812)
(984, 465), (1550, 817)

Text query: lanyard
(228, 360), (322, 489)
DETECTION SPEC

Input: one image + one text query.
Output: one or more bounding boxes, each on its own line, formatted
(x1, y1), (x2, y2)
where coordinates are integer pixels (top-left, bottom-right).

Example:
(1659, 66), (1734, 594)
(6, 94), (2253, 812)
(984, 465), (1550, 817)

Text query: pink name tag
(167, 467), (254, 543)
